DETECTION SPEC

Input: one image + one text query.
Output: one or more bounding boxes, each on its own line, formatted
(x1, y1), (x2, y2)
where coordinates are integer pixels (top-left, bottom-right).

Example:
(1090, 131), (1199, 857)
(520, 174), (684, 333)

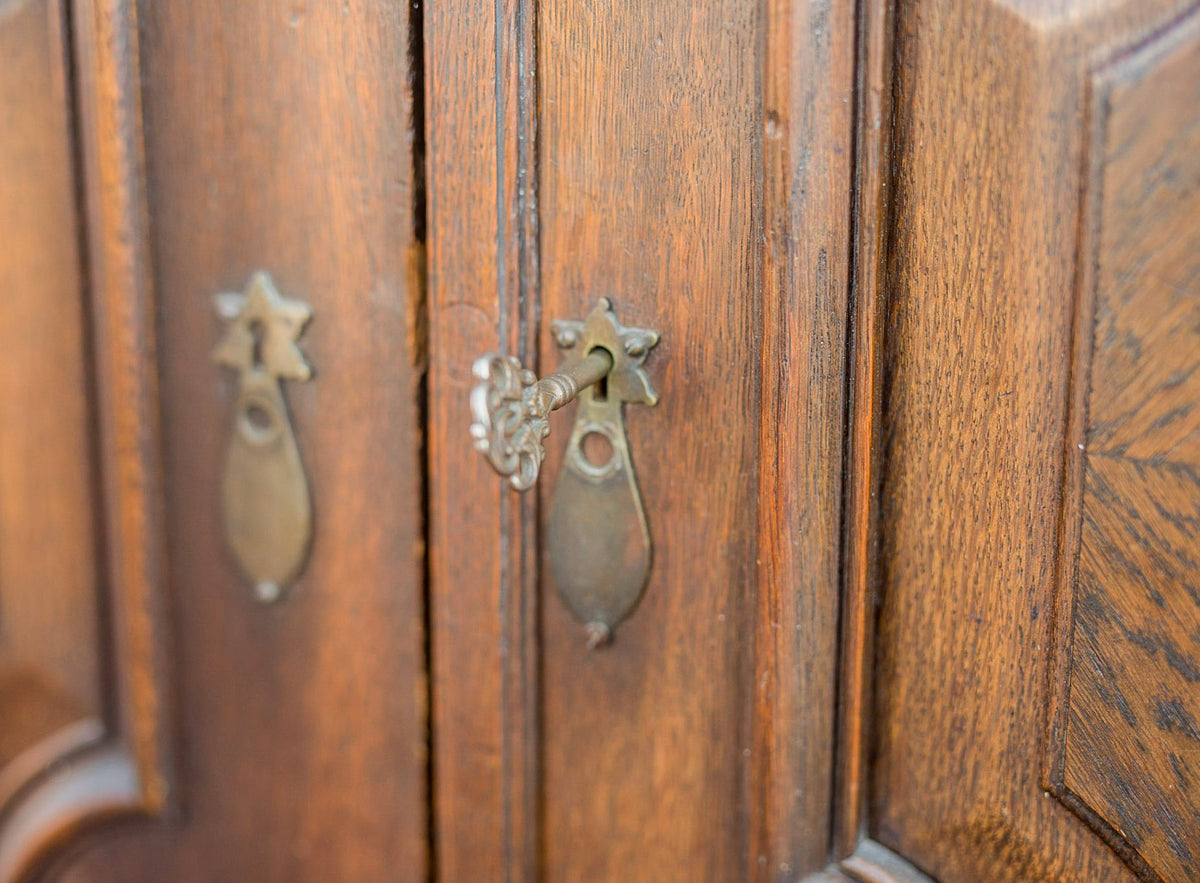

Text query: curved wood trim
(0, 742), (144, 882)
(0, 721), (104, 814)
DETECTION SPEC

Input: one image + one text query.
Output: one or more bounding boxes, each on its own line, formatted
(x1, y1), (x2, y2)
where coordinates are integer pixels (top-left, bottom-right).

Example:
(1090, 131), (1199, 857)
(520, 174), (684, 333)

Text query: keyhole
(590, 346), (610, 402)
(238, 396), (281, 444)
(249, 320), (266, 369)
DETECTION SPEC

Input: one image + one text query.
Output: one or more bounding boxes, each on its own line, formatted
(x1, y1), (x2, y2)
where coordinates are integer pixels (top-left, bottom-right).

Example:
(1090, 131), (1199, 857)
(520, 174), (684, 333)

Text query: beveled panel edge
(1043, 5), (1200, 879)
(831, 0), (896, 862)
(425, 0), (541, 874)
(1041, 0), (1111, 807)
(73, 0), (175, 822)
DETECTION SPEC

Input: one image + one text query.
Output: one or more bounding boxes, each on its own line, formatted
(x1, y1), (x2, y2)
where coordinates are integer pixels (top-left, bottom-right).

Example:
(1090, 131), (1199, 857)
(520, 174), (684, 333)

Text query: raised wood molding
(72, 0), (176, 817)
(0, 2), (106, 865)
(426, 0), (541, 876)
(811, 3), (921, 881)
(0, 0), (175, 877)
(750, 0), (857, 874)
(72, 0), (176, 814)
(832, 0), (896, 861)
(816, 1), (931, 880)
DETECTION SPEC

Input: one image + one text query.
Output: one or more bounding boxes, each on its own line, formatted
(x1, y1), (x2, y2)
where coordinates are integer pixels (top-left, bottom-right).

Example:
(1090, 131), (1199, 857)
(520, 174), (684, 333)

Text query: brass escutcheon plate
(547, 299), (660, 648)
(212, 271), (314, 603)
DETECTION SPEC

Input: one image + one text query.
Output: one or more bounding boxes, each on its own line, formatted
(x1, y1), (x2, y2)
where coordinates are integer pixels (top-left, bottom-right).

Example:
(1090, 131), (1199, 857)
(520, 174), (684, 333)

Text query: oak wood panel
(0, 0), (101, 775)
(535, 0), (854, 877)
(55, 1), (428, 879)
(1048, 13), (1200, 880)
(869, 0), (1198, 880)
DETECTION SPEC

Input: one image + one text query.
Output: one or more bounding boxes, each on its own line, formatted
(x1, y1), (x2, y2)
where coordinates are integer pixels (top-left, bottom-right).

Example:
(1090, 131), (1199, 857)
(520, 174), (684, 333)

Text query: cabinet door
(6, 0), (1198, 879)
(0, 0), (428, 880)
(427, 0), (1200, 879)
(425, 0), (858, 879)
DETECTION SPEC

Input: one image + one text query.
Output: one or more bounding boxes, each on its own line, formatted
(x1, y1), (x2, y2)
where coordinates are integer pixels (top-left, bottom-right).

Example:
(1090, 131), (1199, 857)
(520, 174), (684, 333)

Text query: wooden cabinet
(1, 0), (1197, 880)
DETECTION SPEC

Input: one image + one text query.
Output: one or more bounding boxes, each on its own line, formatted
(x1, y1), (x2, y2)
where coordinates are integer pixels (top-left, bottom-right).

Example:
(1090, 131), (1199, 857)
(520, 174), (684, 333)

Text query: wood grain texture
(55, 0), (428, 879)
(536, 0), (853, 878)
(1048, 11), (1200, 881)
(535, 5), (758, 877)
(429, 0), (858, 878)
(425, 0), (541, 876)
(868, 0), (1198, 880)
(752, 0), (856, 877)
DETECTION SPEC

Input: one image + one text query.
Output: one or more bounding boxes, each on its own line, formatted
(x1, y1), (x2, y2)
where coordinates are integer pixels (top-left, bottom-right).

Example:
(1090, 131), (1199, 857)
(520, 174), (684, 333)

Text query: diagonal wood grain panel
(1055, 11), (1200, 881)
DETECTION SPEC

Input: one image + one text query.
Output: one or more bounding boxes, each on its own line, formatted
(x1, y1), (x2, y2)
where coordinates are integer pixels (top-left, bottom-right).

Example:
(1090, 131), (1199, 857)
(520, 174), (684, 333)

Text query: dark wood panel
(1050, 13), (1200, 881)
(869, 0), (1198, 879)
(56, 0), (428, 879)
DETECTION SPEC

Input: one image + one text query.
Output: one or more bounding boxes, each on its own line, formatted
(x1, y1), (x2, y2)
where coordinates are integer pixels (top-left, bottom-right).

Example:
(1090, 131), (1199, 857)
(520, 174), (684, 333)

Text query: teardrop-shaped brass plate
(213, 272), (314, 603)
(547, 299), (659, 647)
(548, 395), (651, 647)
(220, 370), (312, 602)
